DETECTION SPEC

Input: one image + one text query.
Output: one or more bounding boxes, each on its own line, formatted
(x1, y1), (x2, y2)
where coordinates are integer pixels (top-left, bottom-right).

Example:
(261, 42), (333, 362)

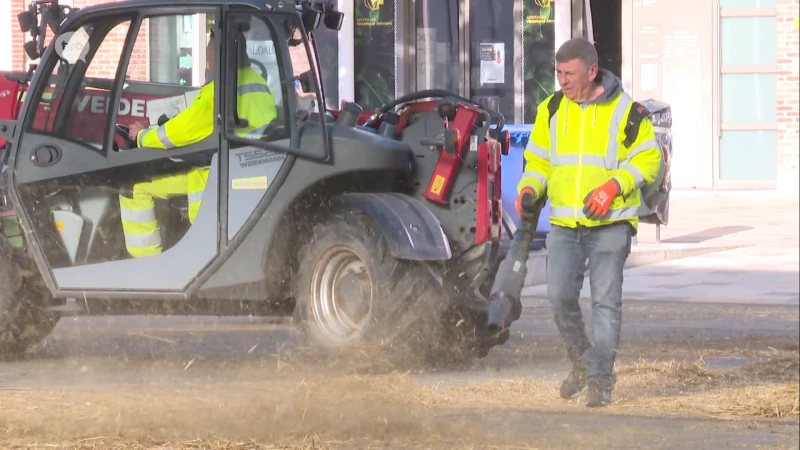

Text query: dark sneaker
(559, 364), (587, 399)
(585, 382), (612, 407)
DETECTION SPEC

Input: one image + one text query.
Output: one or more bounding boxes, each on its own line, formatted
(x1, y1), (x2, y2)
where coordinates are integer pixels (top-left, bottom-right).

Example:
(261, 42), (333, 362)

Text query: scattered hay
(1, 350), (797, 448)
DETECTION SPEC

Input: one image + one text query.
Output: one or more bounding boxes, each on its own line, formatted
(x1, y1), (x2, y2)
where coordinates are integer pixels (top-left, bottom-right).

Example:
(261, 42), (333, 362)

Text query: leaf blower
(486, 190), (545, 336)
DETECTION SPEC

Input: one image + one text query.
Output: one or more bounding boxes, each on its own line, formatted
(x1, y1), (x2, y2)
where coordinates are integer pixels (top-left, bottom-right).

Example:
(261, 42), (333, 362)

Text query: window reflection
(415, 0), (460, 93)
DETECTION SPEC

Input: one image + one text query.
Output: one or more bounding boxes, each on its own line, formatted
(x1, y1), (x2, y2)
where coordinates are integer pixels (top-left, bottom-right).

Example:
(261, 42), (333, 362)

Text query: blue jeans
(545, 222), (633, 389)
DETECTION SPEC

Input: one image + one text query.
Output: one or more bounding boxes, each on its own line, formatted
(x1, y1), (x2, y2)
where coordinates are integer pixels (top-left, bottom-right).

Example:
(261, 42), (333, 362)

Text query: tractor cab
(1, 0), (342, 291)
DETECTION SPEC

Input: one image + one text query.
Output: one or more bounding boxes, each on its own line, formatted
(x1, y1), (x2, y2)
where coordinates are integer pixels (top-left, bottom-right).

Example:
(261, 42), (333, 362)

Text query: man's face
(556, 58), (598, 102)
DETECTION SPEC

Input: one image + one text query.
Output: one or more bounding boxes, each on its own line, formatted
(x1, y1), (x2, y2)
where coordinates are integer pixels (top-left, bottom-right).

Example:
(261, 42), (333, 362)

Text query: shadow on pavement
(661, 225), (754, 243)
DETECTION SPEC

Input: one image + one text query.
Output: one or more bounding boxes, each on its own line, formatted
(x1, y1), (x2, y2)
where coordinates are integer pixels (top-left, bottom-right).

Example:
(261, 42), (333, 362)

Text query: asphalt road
(0, 299), (798, 449)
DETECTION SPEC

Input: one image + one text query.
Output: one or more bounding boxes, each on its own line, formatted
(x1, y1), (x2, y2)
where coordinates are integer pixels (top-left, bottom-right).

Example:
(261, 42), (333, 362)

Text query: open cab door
(6, 3), (227, 298)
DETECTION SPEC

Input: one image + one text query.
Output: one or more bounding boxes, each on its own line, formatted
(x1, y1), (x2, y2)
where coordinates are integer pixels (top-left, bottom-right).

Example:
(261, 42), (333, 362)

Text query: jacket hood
(583, 68), (623, 106)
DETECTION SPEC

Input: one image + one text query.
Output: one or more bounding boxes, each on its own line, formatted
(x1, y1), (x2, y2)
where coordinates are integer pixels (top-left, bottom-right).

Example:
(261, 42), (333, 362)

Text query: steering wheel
(114, 123), (137, 150)
(364, 89), (504, 131)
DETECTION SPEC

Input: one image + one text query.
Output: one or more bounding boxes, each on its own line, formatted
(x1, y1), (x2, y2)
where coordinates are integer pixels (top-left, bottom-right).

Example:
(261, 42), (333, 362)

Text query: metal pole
(554, 0), (571, 90)
(337, 0), (355, 104)
(191, 13), (207, 87)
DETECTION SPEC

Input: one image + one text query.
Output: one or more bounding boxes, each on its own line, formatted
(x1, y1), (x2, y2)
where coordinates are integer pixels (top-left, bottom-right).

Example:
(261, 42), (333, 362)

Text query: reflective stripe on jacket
(517, 73), (662, 230)
(118, 167), (210, 258)
(137, 66), (277, 149)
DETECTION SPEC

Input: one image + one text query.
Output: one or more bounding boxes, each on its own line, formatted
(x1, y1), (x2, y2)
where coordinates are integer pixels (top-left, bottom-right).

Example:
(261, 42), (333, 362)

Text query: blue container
(498, 124), (551, 250)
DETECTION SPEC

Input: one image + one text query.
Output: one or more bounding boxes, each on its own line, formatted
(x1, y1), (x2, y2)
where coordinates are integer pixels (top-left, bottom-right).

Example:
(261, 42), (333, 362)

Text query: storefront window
(522, 0), (555, 123)
(312, 28), (340, 109)
(415, 0), (460, 93)
(469, 0), (515, 123)
(146, 14), (214, 87)
(353, 0), (397, 110)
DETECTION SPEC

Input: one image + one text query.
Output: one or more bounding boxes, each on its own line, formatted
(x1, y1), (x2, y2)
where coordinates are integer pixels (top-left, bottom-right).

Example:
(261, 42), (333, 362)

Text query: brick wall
(777, 0), (799, 195)
(9, 0), (148, 81)
(11, 0), (27, 71)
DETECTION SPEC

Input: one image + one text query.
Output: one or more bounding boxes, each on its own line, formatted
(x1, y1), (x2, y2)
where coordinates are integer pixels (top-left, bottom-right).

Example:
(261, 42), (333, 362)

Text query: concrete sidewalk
(520, 190), (799, 306)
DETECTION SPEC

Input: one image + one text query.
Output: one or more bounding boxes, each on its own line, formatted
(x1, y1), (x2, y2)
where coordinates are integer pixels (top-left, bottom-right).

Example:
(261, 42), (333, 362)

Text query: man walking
(517, 37), (662, 407)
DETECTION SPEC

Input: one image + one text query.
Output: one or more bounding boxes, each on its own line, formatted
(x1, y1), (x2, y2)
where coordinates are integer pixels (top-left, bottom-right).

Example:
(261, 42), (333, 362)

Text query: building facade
(3, 0), (799, 194)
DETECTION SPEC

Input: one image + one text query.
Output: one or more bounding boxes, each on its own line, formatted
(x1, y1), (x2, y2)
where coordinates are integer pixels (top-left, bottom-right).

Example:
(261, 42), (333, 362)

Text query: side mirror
(323, 11), (344, 31)
(295, 71), (314, 93)
(17, 10), (35, 33)
(301, 8), (322, 31)
(24, 40), (40, 60)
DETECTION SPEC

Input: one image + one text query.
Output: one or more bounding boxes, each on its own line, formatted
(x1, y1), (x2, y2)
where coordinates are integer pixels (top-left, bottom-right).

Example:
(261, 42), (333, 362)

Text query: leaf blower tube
(486, 191), (545, 334)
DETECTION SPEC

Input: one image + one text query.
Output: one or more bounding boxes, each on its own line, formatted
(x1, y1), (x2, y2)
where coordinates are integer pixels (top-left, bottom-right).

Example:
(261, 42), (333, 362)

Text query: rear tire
(291, 205), (449, 367)
(0, 237), (59, 360)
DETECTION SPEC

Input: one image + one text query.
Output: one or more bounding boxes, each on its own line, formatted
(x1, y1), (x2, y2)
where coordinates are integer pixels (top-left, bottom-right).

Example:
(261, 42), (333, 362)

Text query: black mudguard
(338, 192), (452, 261)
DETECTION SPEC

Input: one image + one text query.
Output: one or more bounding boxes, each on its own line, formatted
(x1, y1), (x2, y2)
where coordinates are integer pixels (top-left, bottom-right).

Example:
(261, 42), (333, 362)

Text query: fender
(337, 192), (452, 261)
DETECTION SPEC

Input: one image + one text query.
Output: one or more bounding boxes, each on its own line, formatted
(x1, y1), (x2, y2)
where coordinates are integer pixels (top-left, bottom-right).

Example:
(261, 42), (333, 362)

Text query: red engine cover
(476, 137), (503, 245)
(0, 73), (26, 148)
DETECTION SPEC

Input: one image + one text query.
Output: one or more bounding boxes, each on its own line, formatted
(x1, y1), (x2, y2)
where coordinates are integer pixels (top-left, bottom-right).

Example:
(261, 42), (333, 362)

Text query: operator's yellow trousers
(118, 167), (210, 258)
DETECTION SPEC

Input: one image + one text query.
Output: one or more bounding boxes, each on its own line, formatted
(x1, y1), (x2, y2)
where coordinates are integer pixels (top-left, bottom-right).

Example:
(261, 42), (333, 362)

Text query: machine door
(220, 9), (326, 242)
(7, 7), (225, 294)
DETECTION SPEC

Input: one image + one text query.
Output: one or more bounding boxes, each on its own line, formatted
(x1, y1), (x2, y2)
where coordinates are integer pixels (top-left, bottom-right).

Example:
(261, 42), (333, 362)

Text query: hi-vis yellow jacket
(517, 70), (662, 231)
(137, 66), (277, 149)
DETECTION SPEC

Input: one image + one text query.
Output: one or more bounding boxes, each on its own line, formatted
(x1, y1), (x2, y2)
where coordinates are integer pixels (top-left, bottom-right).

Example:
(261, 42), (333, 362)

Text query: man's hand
(128, 123), (143, 141)
(516, 187), (538, 220)
(582, 179), (621, 220)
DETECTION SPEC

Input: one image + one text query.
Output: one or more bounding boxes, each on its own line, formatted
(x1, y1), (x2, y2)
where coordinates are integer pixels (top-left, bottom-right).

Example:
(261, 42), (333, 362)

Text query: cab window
(28, 17), (133, 152)
(225, 13), (322, 148)
(119, 13), (217, 137)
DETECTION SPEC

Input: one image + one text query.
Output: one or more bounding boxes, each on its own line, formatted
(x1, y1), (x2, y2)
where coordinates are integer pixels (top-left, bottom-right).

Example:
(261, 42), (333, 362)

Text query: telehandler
(0, 0), (516, 365)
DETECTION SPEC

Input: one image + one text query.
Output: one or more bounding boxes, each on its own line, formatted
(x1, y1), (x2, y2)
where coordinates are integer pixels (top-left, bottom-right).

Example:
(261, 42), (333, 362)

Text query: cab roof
(60, 0), (297, 29)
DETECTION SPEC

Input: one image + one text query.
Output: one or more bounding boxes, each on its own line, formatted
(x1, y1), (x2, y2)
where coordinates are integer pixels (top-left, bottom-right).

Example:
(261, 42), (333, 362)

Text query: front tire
(291, 205), (448, 366)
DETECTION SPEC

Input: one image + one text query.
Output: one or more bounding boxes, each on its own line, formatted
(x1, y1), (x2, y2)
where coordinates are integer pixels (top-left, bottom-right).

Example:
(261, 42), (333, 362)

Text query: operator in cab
(119, 29), (277, 258)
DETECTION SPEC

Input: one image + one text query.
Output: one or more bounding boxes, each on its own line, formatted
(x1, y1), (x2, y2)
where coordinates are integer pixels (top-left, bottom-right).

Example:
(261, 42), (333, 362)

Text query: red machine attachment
(476, 135), (503, 244)
(421, 100), (482, 205)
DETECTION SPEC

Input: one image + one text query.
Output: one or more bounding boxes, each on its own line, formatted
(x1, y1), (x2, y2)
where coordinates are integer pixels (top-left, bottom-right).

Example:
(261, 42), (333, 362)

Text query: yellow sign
(55, 221), (65, 232)
(365, 0), (383, 11)
(430, 175), (446, 195)
(232, 176), (268, 190)
(794, 15), (798, 31)
(535, 0), (552, 7)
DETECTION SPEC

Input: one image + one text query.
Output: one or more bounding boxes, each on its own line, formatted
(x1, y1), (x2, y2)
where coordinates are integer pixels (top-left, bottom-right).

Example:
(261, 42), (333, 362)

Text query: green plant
(522, 2), (555, 123)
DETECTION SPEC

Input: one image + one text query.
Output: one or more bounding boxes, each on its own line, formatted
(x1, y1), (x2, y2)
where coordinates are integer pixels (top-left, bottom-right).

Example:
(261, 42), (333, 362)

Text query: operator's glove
(582, 179), (621, 220)
(516, 187), (538, 220)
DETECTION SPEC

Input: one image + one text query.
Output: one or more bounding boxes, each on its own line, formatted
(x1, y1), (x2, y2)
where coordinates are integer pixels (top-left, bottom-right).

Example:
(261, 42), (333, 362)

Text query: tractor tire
(0, 237), (59, 360)
(291, 205), (449, 367)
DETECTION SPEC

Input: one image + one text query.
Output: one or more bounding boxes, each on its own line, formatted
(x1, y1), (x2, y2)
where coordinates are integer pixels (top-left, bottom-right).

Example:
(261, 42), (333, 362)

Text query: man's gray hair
(555, 37), (598, 68)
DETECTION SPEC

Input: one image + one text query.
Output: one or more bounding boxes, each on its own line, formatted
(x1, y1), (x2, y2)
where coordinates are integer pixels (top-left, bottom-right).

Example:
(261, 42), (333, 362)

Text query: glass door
(315, 0), (403, 111)
(414, 0), (463, 94)
(715, 0), (778, 187)
(467, 0), (558, 125)
(468, 0), (519, 123)
(405, 0), (560, 126)
(520, 0), (558, 123)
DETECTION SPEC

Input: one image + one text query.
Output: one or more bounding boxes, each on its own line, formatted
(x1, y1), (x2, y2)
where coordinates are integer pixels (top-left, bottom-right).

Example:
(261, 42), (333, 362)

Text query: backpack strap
(623, 101), (650, 148)
(545, 93), (650, 150)
(547, 90), (563, 123)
